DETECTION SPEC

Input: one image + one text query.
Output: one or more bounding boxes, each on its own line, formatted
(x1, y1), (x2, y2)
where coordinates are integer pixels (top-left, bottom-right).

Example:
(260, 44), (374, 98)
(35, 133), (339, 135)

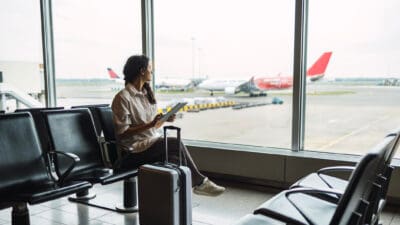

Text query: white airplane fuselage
(197, 79), (247, 92)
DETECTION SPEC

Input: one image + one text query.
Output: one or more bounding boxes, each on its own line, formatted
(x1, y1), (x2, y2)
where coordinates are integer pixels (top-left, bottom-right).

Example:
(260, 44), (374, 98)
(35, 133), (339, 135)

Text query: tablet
(159, 102), (187, 122)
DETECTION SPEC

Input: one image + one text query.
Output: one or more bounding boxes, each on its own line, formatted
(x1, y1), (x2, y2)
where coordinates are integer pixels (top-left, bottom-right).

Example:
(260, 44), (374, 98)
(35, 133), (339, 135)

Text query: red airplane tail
(107, 68), (120, 79)
(306, 52), (332, 81)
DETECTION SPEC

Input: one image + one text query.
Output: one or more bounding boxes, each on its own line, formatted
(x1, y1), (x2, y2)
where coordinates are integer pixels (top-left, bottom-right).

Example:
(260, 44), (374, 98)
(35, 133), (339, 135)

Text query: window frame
(39, 0), (348, 153)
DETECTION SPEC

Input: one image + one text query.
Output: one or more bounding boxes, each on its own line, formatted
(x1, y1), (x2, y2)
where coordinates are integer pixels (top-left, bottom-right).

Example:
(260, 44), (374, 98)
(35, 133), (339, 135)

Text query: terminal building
(1, 0), (400, 225)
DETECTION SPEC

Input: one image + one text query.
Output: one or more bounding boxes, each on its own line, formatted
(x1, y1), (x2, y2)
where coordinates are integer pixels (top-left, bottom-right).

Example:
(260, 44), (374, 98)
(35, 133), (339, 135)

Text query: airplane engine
(224, 87), (236, 95)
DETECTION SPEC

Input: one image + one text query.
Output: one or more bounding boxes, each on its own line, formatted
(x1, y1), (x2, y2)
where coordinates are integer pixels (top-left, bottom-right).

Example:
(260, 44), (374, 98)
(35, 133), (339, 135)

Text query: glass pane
(0, 1), (45, 112)
(154, 0), (294, 149)
(53, 0), (142, 107)
(306, 0), (400, 156)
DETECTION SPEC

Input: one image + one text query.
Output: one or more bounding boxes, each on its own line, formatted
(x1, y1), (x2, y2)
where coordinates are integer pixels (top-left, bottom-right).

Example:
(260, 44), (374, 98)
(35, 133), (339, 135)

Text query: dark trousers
(120, 137), (205, 186)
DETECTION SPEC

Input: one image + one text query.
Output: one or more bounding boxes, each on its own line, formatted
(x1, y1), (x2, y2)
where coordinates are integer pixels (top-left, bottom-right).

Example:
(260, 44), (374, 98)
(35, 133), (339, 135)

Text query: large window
(52, 0), (142, 107)
(0, 1), (44, 112)
(154, 0), (295, 149)
(306, 0), (400, 156)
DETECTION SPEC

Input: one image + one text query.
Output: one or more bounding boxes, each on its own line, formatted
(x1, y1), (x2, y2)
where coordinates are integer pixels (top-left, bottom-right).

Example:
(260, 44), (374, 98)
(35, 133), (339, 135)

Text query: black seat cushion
(11, 181), (91, 205)
(255, 191), (337, 225)
(293, 173), (347, 191)
(65, 166), (138, 185)
(101, 169), (138, 185)
(66, 166), (113, 183)
(255, 191), (317, 224)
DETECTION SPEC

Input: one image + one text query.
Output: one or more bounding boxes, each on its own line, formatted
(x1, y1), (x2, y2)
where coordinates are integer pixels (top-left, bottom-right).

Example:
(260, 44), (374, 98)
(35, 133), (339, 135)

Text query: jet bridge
(0, 83), (43, 111)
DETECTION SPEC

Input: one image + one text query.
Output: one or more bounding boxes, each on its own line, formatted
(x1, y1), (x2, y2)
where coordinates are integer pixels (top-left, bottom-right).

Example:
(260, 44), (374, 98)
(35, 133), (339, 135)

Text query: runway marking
(319, 115), (390, 150)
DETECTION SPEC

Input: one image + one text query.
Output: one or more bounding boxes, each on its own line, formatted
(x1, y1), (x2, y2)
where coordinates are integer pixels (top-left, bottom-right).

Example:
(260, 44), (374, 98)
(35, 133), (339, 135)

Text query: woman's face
(143, 61), (153, 82)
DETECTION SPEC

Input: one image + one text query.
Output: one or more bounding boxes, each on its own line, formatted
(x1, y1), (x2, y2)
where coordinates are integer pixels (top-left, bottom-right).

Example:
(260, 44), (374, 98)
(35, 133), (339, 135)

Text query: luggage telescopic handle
(163, 126), (181, 131)
(163, 126), (182, 165)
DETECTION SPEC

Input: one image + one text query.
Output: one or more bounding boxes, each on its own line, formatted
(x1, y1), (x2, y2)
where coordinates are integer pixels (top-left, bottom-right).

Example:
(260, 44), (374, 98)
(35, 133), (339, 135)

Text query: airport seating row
(0, 112), (92, 225)
(0, 105), (140, 225)
(3, 105), (399, 225)
(235, 129), (400, 225)
(24, 105), (138, 210)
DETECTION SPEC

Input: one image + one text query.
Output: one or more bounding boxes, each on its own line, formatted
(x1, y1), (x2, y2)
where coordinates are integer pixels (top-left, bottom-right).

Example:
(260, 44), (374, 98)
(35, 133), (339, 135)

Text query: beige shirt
(111, 83), (160, 153)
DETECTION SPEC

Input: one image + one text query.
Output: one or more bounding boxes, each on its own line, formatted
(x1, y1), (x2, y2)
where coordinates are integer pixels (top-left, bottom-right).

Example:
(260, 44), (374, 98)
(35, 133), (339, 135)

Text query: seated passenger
(111, 55), (225, 196)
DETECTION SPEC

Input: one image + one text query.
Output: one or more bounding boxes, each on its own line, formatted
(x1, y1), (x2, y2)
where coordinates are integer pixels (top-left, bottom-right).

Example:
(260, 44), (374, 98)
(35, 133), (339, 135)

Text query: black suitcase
(139, 126), (192, 225)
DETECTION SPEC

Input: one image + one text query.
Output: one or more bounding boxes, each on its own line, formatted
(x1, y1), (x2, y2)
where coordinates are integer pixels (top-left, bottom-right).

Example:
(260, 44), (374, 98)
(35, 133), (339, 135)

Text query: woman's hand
(167, 113), (176, 122)
(150, 113), (164, 128)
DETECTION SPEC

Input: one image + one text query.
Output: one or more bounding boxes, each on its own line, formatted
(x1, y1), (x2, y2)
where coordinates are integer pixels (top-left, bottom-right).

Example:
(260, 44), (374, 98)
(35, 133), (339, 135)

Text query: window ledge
(184, 139), (400, 167)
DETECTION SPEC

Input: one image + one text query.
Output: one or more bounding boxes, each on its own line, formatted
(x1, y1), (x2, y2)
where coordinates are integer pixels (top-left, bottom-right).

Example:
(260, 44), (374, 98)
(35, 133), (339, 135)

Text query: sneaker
(193, 178), (225, 196)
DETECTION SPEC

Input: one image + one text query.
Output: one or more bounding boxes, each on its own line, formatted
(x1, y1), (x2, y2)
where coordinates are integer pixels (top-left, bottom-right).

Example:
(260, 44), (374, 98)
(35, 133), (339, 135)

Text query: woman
(111, 55), (225, 196)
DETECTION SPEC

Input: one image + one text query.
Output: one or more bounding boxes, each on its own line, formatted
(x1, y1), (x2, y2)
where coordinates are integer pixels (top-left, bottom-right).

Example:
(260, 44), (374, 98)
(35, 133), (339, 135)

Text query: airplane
(107, 68), (199, 91)
(198, 52), (333, 97)
(197, 79), (247, 96)
(107, 68), (124, 84)
(155, 77), (194, 91)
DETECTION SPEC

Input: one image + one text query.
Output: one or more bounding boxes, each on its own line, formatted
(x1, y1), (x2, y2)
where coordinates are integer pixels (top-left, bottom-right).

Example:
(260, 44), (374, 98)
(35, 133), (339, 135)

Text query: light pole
(191, 37), (196, 79)
(198, 47), (202, 78)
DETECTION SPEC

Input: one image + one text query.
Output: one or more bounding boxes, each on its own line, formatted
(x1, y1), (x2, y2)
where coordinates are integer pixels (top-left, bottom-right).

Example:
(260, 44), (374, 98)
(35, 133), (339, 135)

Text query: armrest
(317, 166), (355, 175)
(285, 187), (343, 198)
(316, 166), (354, 189)
(51, 151), (80, 162)
(283, 188), (343, 225)
(255, 188), (343, 225)
(254, 208), (306, 225)
(287, 186), (343, 205)
(48, 151), (80, 185)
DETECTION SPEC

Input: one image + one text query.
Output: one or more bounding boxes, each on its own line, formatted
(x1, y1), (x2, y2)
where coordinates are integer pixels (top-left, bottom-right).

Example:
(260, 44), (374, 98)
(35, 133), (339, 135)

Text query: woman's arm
(117, 113), (162, 139)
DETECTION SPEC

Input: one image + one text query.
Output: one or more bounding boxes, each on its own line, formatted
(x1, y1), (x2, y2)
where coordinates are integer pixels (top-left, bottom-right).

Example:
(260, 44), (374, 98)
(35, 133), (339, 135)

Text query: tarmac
(57, 82), (400, 157)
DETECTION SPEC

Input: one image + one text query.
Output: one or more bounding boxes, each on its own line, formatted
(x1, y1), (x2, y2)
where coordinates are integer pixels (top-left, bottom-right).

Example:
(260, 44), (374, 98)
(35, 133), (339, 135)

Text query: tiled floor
(0, 181), (399, 225)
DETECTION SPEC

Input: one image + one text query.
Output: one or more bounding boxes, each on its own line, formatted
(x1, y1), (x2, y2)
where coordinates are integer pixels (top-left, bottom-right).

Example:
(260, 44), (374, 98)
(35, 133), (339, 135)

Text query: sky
(1, 0), (399, 79)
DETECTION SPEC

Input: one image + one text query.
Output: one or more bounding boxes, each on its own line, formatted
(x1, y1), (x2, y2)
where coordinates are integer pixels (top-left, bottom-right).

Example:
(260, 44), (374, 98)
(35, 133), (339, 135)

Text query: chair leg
(70, 179), (137, 213)
(116, 177), (139, 213)
(69, 189), (96, 201)
(12, 203), (30, 225)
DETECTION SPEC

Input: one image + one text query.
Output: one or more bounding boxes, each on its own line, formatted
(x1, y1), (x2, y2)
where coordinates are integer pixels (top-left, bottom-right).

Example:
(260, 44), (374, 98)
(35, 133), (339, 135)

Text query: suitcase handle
(163, 126), (182, 165)
(164, 125), (181, 131)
